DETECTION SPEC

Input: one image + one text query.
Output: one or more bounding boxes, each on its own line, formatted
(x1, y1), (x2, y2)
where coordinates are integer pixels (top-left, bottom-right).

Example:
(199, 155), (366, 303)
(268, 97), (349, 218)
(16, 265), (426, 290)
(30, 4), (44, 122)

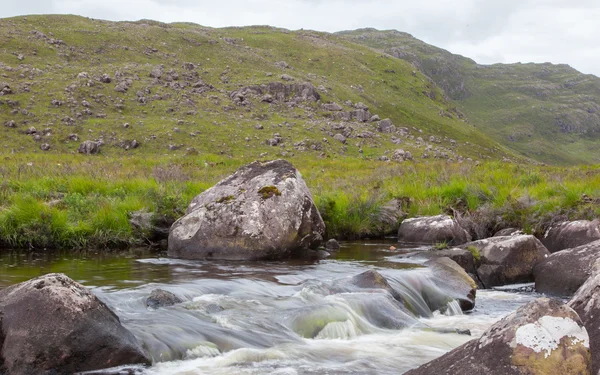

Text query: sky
(3, 0), (599, 77)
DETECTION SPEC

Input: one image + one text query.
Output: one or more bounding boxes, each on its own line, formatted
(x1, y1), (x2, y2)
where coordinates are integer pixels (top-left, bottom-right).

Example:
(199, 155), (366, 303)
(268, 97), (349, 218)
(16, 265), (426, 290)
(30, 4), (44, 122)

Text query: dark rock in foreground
(398, 215), (470, 246)
(535, 239), (600, 296)
(464, 235), (549, 288)
(406, 298), (591, 375)
(542, 219), (600, 253)
(569, 264), (600, 374)
(168, 159), (325, 260)
(0, 273), (150, 374)
(146, 289), (183, 308)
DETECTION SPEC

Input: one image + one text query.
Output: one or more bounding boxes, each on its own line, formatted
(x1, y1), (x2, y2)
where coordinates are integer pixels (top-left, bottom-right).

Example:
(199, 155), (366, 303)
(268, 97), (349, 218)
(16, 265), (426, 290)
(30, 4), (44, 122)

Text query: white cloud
(2, 0), (599, 76)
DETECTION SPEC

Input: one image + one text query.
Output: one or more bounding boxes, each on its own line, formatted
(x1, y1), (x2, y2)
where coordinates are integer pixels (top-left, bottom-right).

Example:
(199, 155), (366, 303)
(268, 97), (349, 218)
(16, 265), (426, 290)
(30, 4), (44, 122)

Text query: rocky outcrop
(398, 215), (470, 246)
(465, 235), (550, 288)
(168, 159), (325, 260)
(534, 240), (600, 296)
(230, 82), (320, 105)
(146, 289), (183, 308)
(569, 266), (600, 374)
(425, 257), (477, 311)
(0, 273), (150, 374)
(406, 298), (591, 375)
(542, 220), (600, 253)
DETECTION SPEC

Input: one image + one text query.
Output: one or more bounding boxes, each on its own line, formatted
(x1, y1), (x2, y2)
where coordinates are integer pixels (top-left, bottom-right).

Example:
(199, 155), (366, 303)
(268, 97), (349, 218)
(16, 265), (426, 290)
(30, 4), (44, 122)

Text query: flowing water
(0, 241), (538, 374)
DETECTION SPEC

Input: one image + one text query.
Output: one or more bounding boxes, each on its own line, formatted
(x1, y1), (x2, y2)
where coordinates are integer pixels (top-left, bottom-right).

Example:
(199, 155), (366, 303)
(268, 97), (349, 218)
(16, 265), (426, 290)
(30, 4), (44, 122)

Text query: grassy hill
(338, 29), (600, 165)
(0, 15), (599, 250)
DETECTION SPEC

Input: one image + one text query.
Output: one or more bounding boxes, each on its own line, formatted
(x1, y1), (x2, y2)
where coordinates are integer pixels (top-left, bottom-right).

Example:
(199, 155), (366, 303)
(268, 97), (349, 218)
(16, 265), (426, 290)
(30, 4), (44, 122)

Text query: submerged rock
(569, 266), (600, 374)
(168, 159), (325, 260)
(464, 235), (550, 288)
(0, 273), (150, 374)
(146, 289), (183, 308)
(542, 219), (600, 253)
(406, 298), (591, 375)
(398, 215), (470, 246)
(534, 239), (600, 296)
(325, 238), (340, 250)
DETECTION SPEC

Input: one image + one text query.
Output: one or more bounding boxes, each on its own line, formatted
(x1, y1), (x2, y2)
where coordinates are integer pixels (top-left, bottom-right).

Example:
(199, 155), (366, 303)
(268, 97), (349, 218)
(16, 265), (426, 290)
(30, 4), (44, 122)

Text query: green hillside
(0, 15), (518, 164)
(338, 29), (600, 165)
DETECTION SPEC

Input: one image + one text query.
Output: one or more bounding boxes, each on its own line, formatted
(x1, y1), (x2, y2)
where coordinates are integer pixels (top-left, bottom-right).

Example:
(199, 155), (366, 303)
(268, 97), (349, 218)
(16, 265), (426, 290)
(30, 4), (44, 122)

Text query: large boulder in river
(464, 235), (550, 288)
(398, 215), (470, 246)
(406, 298), (591, 375)
(541, 219), (600, 253)
(569, 266), (600, 374)
(0, 273), (150, 374)
(534, 239), (600, 296)
(168, 160), (325, 260)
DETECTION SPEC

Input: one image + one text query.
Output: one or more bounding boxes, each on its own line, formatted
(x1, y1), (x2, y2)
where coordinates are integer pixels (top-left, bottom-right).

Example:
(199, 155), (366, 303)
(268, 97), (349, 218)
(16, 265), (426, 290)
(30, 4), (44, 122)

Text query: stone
(377, 118), (396, 133)
(406, 298), (591, 375)
(146, 289), (183, 308)
(40, 143), (51, 151)
(325, 238), (340, 250)
(402, 248), (476, 274)
(168, 160), (325, 260)
(333, 133), (346, 144)
(281, 74), (294, 81)
(494, 228), (524, 237)
(425, 257), (477, 311)
(398, 215), (470, 246)
(569, 266), (600, 374)
(0, 273), (150, 374)
(99, 74), (111, 83)
(392, 149), (413, 162)
(349, 270), (404, 302)
(542, 220), (600, 253)
(322, 102), (342, 111)
(465, 235), (550, 288)
(352, 109), (370, 122)
(78, 140), (101, 155)
(4, 120), (16, 128)
(535, 239), (600, 296)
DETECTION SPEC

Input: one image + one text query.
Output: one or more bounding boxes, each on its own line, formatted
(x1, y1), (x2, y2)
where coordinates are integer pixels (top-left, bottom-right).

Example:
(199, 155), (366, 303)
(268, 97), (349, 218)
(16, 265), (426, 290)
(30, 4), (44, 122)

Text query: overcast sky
(3, 0), (599, 76)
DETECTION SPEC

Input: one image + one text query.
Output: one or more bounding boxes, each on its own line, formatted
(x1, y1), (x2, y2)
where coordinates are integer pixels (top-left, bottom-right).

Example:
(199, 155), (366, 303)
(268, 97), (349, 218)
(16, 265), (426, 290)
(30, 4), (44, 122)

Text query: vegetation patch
(466, 245), (481, 262)
(216, 195), (235, 204)
(258, 186), (281, 200)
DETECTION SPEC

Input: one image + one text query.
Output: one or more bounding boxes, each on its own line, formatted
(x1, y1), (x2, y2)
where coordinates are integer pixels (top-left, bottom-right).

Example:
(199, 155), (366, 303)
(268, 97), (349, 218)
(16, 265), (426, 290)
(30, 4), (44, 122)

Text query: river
(0, 241), (538, 374)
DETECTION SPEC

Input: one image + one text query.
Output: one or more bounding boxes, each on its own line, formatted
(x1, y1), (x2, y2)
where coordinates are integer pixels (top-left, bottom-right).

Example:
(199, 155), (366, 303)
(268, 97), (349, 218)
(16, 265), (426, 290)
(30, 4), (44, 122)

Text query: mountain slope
(0, 15), (520, 164)
(338, 29), (600, 165)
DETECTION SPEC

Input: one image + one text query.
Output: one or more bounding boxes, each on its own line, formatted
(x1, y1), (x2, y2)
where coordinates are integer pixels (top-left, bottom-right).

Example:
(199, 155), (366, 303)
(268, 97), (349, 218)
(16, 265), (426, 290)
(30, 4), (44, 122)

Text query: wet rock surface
(0, 273), (150, 374)
(168, 159), (325, 260)
(535, 239), (600, 296)
(406, 298), (591, 375)
(146, 289), (183, 308)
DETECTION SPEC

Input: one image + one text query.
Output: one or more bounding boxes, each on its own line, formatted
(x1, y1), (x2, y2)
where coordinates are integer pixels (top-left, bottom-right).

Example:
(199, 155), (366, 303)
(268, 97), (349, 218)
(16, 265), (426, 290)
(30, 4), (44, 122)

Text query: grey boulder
(168, 159), (325, 260)
(542, 219), (600, 253)
(0, 273), (150, 374)
(398, 215), (470, 246)
(406, 298), (591, 375)
(535, 239), (600, 296)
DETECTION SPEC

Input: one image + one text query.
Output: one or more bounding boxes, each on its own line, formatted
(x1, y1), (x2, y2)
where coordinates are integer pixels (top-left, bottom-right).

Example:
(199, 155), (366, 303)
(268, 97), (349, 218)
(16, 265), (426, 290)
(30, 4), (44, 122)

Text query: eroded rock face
(569, 266), (600, 374)
(168, 159), (325, 260)
(406, 298), (591, 375)
(398, 215), (470, 246)
(464, 235), (550, 288)
(542, 220), (600, 253)
(535, 239), (600, 296)
(0, 273), (150, 374)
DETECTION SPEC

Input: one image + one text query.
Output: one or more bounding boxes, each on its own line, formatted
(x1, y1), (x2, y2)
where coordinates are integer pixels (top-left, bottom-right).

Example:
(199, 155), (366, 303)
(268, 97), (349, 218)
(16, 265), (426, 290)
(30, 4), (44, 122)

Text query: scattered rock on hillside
(406, 298), (591, 375)
(168, 159), (325, 260)
(230, 82), (320, 104)
(99, 74), (111, 83)
(323, 102), (343, 111)
(535, 239), (600, 296)
(333, 133), (346, 143)
(569, 265), (600, 374)
(392, 149), (412, 162)
(542, 220), (600, 253)
(398, 215), (470, 246)
(0, 273), (150, 374)
(281, 74), (294, 81)
(4, 120), (16, 127)
(464, 235), (550, 288)
(78, 140), (101, 155)
(146, 289), (183, 308)
(377, 118), (396, 133)
(40, 143), (51, 151)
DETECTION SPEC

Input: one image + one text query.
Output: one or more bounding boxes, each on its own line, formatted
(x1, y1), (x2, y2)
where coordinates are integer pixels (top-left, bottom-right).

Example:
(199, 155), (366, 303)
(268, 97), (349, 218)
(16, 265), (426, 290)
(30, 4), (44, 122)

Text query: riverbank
(0, 153), (599, 250)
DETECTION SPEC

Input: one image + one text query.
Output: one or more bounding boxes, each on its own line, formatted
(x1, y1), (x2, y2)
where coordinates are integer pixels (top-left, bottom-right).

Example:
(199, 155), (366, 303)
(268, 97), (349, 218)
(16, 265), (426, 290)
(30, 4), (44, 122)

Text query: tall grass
(0, 153), (599, 249)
